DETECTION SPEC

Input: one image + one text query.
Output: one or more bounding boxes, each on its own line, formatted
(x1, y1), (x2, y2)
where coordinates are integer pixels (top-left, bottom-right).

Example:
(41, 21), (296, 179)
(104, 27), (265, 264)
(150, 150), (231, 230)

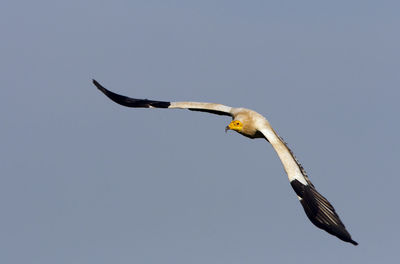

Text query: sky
(1, 0), (399, 263)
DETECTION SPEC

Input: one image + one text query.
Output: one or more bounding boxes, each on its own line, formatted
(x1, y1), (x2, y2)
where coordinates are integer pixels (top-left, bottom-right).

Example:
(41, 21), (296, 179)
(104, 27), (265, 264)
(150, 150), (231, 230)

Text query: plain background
(1, 1), (399, 263)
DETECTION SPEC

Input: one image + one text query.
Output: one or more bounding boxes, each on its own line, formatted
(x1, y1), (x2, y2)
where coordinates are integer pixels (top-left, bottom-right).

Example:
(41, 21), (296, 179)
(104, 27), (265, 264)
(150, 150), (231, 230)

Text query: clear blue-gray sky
(1, 1), (399, 263)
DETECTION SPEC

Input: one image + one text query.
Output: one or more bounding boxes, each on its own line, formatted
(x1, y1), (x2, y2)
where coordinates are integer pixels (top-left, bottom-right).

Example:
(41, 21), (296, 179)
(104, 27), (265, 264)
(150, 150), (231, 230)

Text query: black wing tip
(92, 79), (171, 108)
(350, 239), (358, 246)
(338, 232), (358, 245)
(291, 179), (358, 246)
(92, 79), (106, 92)
(92, 79), (125, 104)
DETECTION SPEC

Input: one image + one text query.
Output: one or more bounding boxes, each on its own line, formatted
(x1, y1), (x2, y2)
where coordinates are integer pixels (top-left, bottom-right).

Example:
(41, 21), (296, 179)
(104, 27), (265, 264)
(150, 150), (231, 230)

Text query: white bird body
(93, 79), (358, 245)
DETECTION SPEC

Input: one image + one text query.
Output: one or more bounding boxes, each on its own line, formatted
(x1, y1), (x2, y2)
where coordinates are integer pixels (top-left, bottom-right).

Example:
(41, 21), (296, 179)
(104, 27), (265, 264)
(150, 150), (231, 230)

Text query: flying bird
(93, 79), (358, 245)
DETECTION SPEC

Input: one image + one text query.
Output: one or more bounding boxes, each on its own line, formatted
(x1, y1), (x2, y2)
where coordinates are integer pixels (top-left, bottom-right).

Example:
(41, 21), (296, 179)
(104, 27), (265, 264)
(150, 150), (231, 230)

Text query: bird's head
(225, 114), (266, 139)
(225, 120), (243, 133)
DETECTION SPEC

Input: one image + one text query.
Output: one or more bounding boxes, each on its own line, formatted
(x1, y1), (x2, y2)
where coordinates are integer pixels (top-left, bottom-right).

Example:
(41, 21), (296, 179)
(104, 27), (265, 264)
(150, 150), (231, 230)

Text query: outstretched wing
(93, 79), (233, 116)
(290, 179), (358, 245)
(259, 129), (357, 245)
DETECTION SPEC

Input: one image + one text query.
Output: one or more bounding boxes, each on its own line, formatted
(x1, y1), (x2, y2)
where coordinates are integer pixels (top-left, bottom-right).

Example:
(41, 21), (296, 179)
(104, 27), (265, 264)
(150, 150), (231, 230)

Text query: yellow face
(226, 120), (243, 132)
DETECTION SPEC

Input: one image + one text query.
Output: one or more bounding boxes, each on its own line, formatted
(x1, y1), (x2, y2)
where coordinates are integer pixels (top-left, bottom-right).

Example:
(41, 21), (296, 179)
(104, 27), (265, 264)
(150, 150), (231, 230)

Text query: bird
(93, 79), (358, 245)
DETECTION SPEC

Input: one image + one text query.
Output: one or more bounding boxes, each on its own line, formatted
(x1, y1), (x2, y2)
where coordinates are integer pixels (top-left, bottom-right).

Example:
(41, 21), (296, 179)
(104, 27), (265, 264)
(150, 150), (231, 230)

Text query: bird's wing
(262, 132), (358, 245)
(290, 178), (358, 245)
(93, 80), (233, 117)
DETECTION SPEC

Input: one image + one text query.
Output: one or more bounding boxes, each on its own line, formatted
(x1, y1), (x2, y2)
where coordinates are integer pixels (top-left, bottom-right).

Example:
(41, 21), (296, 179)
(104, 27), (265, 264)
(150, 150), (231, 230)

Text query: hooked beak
(225, 121), (239, 133)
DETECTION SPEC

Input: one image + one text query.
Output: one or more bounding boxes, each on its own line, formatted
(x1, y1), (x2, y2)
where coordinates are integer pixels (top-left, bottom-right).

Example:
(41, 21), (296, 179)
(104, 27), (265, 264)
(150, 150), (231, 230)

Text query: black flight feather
(93, 79), (170, 108)
(291, 179), (358, 245)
